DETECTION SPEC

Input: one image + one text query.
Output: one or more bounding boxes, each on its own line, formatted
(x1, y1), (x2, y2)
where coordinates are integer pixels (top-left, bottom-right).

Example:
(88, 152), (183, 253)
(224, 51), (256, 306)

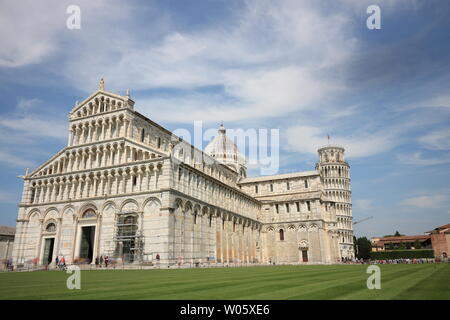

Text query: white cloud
(415, 94), (450, 109)
(400, 194), (448, 209)
(56, 0), (357, 124)
(397, 152), (450, 166)
(284, 125), (398, 158)
(0, 151), (36, 168)
(354, 199), (374, 210)
(418, 129), (450, 151)
(0, 117), (66, 140)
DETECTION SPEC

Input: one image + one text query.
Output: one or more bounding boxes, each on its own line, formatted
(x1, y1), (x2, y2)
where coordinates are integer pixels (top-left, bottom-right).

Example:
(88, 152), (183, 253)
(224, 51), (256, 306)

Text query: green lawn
(0, 264), (448, 300)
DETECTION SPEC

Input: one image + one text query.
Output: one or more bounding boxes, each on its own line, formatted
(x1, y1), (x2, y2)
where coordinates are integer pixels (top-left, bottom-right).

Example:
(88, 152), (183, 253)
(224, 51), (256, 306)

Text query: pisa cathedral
(12, 80), (354, 267)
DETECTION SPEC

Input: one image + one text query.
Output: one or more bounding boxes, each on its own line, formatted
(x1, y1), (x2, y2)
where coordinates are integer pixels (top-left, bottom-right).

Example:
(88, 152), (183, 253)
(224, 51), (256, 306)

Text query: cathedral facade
(11, 82), (354, 267)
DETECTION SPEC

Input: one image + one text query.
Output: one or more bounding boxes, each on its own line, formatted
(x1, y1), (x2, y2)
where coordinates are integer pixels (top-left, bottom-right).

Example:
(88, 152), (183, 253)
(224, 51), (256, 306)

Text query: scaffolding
(113, 211), (144, 263)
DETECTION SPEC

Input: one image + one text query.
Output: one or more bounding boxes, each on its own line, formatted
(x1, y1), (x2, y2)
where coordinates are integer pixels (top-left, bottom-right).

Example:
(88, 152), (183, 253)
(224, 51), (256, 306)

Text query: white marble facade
(12, 82), (354, 267)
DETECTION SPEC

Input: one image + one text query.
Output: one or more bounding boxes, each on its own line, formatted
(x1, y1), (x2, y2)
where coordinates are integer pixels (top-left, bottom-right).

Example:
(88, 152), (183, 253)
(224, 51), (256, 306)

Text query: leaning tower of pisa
(316, 146), (354, 260)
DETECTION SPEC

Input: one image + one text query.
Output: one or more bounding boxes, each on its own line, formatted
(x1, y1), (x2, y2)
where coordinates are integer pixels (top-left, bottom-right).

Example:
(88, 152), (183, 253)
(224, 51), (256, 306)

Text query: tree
(414, 239), (422, 249)
(355, 237), (372, 260)
(383, 231), (405, 237)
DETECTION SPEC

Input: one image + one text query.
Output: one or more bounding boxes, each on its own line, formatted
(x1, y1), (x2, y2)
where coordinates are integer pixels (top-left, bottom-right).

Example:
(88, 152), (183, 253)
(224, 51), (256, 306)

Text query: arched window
(46, 223), (56, 232)
(82, 209), (96, 219)
(304, 179), (309, 188)
(279, 229), (284, 241)
(140, 128), (145, 142)
(124, 215), (136, 225)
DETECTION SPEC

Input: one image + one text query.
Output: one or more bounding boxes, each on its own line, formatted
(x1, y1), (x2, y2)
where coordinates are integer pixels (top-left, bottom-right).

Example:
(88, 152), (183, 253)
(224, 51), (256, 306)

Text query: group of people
(370, 258), (445, 264)
(54, 256), (66, 270)
(94, 255), (110, 268)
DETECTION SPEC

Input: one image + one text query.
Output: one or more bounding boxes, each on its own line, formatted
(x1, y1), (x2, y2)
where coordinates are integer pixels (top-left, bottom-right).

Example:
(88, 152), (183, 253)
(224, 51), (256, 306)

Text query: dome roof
(204, 123), (246, 172)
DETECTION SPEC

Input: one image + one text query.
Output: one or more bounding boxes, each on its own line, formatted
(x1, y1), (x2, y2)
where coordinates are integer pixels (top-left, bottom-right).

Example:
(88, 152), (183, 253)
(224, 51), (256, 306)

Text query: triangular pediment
(69, 90), (135, 121)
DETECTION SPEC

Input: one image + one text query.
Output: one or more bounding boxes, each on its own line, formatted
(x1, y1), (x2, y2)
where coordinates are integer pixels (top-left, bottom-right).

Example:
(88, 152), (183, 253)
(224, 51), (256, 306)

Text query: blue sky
(0, 0), (449, 238)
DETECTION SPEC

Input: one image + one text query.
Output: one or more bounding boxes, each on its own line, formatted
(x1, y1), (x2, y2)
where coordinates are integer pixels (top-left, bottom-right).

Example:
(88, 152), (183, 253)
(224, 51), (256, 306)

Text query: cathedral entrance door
(80, 226), (95, 263)
(43, 238), (55, 265)
(301, 249), (308, 262)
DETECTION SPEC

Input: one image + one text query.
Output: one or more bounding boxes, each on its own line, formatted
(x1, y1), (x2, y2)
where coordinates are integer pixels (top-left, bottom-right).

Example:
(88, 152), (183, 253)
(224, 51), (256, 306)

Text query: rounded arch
(62, 204), (75, 215)
(143, 197), (161, 216)
(43, 207), (59, 221)
(120, 198), (139, 212)
(173, 198), (183, 209)
(184, 201), (193, 213)
(78, 202), (98, 218)
(142, 196), (161, 210)
(101, 200), (117, 213)
(44, 219), (57, 232)
(299, 239), (309, 248)
(26, 208), (42, 220)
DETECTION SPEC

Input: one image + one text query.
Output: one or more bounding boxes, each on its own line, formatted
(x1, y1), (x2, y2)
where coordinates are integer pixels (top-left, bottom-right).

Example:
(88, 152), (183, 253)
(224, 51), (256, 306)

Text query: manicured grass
(0, 264), (448, 300)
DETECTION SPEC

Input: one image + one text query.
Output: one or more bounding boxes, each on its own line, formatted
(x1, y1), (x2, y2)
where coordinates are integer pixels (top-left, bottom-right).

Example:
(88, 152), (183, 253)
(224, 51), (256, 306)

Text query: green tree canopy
(414, 239), (422, 249)
(355, 237), (372, 260)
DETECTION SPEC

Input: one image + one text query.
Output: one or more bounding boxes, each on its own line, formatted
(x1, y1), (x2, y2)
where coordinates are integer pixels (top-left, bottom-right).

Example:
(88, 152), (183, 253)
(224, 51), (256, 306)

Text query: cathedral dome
(204, 123), (247, 177)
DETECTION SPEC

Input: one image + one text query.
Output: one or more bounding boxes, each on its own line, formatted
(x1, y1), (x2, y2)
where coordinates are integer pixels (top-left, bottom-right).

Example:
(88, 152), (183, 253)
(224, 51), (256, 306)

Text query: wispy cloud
(397, 151), (450, 166)
(284, 124), (399, 158)
(0, 151), (36, 168)
(354, 199), (374, 210)
(400, 194), (448, 209)
(419, 129), (450, 151)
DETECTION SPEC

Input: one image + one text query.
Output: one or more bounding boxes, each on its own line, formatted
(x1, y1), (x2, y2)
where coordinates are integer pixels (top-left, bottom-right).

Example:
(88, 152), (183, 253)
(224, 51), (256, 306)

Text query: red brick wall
(431, 234), (449, 258)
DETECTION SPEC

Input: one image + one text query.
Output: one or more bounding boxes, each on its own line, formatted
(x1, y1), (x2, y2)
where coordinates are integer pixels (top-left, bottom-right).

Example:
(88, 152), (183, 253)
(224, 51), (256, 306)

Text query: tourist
(60, 256), (66, 270)
(105, 256), (109, 268)
(95, 256), (99, 268)
(100, 255), (104, 267)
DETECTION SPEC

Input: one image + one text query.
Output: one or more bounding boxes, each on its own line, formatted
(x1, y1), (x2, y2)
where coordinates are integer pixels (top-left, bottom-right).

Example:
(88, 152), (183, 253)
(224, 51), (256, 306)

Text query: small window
(270, 183), (274, 192)
(255, 185), (258, 193)
(279, 229), (284, 241)
(275, 204), (279, 214)
(307, 201), (311, 211)
(46, 223), (56, 232)
(132, 176), (137, 186)
(140, 128), (145, 142)
(30, 188), (36, 203)
(157, 137), (161, 149)
(285, 203), (290, 213)
(286, 181), (290, 190)
(305, 179), (308, 188)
